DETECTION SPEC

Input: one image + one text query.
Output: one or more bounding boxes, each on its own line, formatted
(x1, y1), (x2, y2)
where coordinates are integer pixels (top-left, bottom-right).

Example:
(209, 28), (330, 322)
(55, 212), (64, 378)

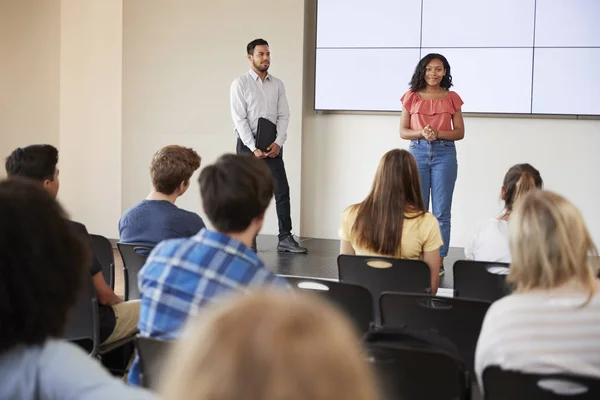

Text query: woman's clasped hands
(422, 125), (438, 142)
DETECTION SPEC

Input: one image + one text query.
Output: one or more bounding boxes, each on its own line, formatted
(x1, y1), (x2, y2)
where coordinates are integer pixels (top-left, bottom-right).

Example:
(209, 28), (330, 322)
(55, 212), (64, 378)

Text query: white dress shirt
(230, 69), (290, 152)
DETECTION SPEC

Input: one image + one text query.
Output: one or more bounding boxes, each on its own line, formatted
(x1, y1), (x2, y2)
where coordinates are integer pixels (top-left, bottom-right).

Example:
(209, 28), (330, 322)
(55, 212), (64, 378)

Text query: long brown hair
(502, 163), (543, 217)
(159, 291), (379, 400)
(350, 149), (425, 257)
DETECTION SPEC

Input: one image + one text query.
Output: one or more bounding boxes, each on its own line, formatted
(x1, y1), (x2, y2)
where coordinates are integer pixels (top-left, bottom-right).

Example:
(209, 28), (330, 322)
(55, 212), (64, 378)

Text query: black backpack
(363, 326), (471, 400)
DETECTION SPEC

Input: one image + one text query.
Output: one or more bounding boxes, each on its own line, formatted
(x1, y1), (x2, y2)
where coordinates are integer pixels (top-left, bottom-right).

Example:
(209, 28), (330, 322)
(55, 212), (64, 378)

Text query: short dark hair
(150, 145), (202, 195)
(198, 154), (273, 233)
(5, 144), (58, 182)
(409, 53), (453, 92)
(0, 178), (90, 353)
(247, 38), (269, 55)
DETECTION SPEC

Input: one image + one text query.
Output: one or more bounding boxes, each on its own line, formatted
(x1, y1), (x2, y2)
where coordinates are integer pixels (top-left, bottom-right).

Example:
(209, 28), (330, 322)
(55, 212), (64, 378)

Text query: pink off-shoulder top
(401, 90), (464, 131)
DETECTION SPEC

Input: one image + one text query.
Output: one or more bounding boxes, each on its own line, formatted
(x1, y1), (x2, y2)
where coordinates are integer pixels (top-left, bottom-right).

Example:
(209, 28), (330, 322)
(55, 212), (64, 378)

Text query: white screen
(532, 48), (600, 115)
(426, 48), (533, 114)
(315, 49), (420, 111)
(316, 0), (422, 48)
(535, 0), (600, 47)
(315, 0), (600, 115)
(421, 0), (535, 47)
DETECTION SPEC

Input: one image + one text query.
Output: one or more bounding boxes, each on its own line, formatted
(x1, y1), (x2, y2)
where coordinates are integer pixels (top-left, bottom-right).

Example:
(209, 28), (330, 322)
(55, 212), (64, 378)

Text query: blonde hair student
(159, 291), (379, 400)
(475, 191), (600, 389)
(465, 163), (543, 263)
(339, 149), (443, 293)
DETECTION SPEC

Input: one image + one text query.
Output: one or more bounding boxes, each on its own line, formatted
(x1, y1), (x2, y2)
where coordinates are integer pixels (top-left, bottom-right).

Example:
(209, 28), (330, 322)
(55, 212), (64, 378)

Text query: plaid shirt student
(127, 228), (289, 386)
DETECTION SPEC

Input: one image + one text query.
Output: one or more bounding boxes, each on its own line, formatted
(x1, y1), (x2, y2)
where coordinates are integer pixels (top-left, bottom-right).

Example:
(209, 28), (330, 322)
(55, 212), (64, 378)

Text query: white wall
(301, 114), (600, 247)
(0, 0), (60, 176)
(59, 0), (123, 237)
(122, 0), (305, 236)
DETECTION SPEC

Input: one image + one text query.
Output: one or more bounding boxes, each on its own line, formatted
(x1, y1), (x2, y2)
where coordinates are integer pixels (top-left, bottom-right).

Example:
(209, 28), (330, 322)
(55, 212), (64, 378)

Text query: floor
(113, 234), (465, 295)
(256, 234), (465, 289)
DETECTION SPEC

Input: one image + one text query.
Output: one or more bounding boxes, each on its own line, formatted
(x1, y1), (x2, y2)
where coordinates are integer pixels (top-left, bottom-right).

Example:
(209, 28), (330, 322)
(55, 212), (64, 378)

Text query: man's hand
(266, 142), (281, 158)
(253, 149), (267, 158)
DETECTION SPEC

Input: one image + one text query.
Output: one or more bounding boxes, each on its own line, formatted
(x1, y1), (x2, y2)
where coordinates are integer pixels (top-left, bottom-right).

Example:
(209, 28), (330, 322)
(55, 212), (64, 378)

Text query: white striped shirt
(475, 287), (600, 388)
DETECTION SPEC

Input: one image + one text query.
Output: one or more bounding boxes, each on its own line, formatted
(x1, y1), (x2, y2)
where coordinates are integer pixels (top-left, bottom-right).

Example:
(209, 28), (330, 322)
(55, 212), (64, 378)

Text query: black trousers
(237, 137), (292, 239)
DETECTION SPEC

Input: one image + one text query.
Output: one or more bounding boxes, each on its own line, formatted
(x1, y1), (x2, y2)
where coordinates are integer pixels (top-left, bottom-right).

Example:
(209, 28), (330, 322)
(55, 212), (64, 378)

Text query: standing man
(230, 38), (307, 254)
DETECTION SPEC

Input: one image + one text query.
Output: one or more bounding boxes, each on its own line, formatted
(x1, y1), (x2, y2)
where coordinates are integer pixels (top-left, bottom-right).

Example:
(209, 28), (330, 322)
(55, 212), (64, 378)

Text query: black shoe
(277, 235), (308, 254)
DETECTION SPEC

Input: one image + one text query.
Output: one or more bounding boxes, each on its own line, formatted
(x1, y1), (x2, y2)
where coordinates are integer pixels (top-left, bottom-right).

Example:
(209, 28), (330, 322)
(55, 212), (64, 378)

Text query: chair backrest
(453, 260), (511, 302)
(338, 254), (431, 324)
(117, 242), (153, 300)
(136, 336), (173, 389)
(380, 292), (490, 374)
(483, 366), (600, 400)
(90, 234), (115, 289)
(281, 275), (374, 333)
(63, 276), (99, 357)
(365, 330), (470, 400)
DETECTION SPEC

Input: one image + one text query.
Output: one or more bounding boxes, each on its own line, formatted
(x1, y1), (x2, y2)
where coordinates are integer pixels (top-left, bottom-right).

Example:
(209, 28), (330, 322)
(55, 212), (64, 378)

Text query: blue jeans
(409, 139), (458, 258)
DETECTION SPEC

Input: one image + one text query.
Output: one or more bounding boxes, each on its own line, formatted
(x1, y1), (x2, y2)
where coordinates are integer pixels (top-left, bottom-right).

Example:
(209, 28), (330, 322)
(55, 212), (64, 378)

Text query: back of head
(198, 154), (273, 233)
(352, 149), (424, 256)
(0, 178), (89, 354)
(502, 163), (543, 216)
(150, 145), (201, 195)
(5, 144), (58, 182)
(160, 291), (378, 400)
(508, 190), (598, 296)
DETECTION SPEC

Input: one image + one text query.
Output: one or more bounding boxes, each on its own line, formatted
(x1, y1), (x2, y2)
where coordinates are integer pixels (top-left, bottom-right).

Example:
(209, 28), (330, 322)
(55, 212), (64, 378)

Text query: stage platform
(256, 235), (465, 290)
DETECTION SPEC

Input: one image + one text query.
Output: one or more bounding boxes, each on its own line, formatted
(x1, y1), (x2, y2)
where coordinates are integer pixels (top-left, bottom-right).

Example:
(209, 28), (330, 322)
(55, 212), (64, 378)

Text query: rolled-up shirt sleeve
(275, 81), (290, 147)
(230, 79), (256, 152)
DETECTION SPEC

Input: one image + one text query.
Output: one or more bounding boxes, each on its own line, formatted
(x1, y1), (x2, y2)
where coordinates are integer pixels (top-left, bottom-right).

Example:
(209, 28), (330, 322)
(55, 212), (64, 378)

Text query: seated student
(339, 149), (443, 293)
(465, 163), (542, 263)
(119, 145), (205, 247)
(159, 291), (378, 400)
(0, 178), (154, 399)
(5, 145), (139, 348)
(128, 153), (289, 386)
(475, 191), (600, 392)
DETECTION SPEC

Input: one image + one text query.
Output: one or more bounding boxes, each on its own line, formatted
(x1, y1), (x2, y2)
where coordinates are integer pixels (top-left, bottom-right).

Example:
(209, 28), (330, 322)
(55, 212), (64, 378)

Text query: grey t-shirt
(0, 340), (155, 400)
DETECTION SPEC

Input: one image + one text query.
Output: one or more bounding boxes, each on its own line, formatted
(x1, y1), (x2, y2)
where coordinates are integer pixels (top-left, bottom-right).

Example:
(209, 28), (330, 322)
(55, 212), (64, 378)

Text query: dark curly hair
(409, 53), (453, 92)
(0, 178), (90, 353)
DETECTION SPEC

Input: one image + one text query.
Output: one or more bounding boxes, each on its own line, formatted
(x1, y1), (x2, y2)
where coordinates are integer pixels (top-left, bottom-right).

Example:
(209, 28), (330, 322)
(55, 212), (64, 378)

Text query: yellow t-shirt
(338, 206), (443, 259)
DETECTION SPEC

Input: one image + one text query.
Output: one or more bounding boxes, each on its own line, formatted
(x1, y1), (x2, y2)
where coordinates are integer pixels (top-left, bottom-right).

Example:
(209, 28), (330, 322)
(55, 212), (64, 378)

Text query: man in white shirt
(230, 38), (307, 254)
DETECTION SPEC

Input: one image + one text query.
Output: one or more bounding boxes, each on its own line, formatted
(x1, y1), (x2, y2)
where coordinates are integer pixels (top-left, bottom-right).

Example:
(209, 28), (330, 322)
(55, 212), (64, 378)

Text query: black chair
(64, 276), (99, 357)
(136, 336), (173, 389)
(338, 254), (431, 325)
(380, 292), (490, 374)
(280, 275), (374, 333)
(453, 260), (510, 303)
(64, 276), (137, 360)
(117, 242), (153, 300)
(365, 332), (470, 400)
(483, 366), (600, 399)
(90, 234), (115, 289)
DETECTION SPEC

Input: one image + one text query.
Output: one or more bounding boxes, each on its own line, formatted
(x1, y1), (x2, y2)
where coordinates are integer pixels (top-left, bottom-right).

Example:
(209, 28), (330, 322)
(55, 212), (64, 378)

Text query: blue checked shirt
(127, 228), (289, 386)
